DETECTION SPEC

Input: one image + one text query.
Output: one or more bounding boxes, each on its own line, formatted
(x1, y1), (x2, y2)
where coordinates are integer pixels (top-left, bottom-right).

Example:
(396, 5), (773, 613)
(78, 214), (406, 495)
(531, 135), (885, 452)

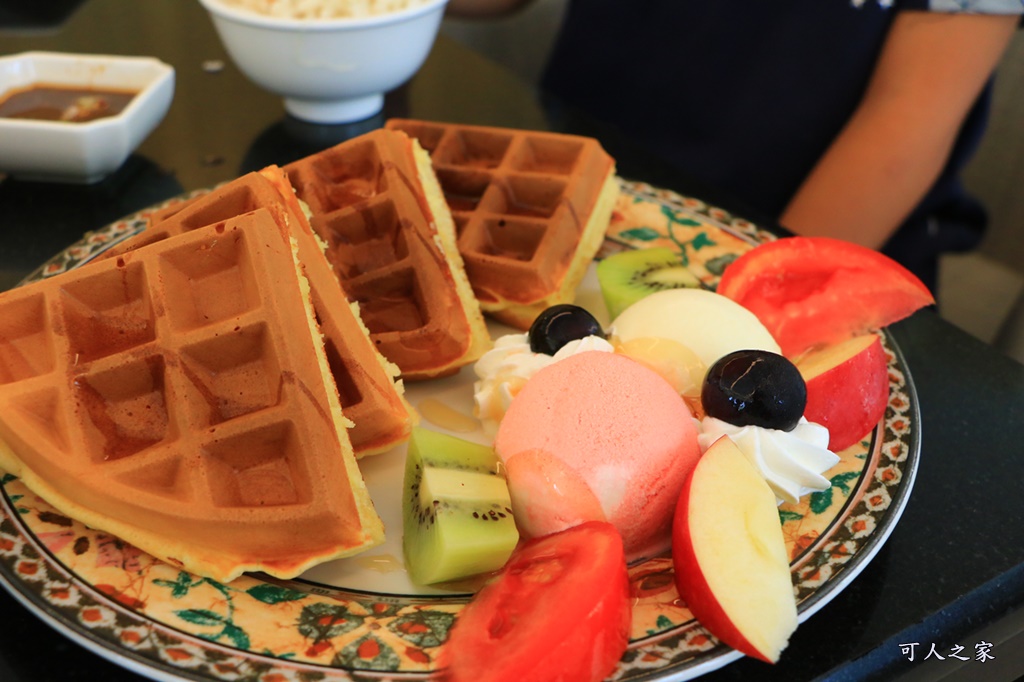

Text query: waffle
(0, 211), (384, 582)
(102, 167), (414, 458)
(284, 129), (492, 380)
(385, 119), (620, 329)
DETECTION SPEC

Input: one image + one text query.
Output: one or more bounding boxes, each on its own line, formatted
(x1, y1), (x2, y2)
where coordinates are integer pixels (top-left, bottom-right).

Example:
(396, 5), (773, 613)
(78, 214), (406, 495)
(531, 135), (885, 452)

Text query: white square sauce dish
(0, 51), (175, 184)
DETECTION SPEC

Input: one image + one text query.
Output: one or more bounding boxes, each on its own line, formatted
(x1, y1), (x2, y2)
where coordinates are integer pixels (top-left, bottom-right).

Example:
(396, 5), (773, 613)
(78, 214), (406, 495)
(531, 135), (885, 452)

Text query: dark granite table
(1, 2), (1023, 681)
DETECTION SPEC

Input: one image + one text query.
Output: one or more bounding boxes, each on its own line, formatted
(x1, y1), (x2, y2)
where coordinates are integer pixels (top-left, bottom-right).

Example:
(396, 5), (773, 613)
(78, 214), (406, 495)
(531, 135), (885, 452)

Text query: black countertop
(2, 2), (1023, 681)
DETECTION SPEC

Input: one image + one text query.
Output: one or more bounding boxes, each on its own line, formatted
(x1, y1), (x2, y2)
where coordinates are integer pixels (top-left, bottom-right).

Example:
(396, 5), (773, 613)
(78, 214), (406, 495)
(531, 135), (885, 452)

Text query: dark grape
(528, 304), (604, 355)
(701, 350), (807, 431)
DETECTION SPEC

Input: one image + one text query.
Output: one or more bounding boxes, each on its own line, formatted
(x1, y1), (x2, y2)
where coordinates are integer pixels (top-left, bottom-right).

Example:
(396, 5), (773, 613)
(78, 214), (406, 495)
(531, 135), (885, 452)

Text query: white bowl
(197, 0), (448, 124)
(0, 52), (175, 184)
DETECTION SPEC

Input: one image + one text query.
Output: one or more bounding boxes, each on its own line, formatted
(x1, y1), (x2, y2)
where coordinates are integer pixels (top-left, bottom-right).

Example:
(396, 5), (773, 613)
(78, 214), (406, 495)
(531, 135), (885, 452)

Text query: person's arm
(445, 0), (535, 18)
(779, 12), (1018, 250)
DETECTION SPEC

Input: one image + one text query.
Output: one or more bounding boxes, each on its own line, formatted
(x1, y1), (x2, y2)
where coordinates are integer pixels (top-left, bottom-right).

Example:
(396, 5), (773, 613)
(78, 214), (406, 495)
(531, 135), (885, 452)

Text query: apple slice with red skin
(798, 334), (890, 452)
(717, 236), (934, 358)
(672, 436), (797, 664)
(438, 521), (631, 682)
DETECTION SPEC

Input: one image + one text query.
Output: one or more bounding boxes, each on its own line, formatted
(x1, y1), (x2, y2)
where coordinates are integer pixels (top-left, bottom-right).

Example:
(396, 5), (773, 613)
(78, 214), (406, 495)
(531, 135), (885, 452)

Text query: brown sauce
(0, 84), (137, 123)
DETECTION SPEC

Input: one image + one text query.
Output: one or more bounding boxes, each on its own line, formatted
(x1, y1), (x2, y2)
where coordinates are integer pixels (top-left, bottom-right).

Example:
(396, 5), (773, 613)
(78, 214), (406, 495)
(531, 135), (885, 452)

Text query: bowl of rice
(197, 0), (448, 124)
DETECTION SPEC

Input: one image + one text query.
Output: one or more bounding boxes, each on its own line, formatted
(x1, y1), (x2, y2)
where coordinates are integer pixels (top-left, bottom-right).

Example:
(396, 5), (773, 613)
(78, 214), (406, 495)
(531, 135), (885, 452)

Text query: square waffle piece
(0, 210), (384, 582)
(101, 166), (414, 458)
(385, 119), (620, 329)
(284, 128), (492, 380)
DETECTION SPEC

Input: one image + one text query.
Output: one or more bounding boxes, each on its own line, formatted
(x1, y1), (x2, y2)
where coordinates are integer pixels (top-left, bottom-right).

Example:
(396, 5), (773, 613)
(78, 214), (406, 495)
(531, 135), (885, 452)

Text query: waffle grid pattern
(103, 170), (412, 457)
(386, 119), (616, 320)
(0, 215), (370, 576)
(285, 130), (485, 379)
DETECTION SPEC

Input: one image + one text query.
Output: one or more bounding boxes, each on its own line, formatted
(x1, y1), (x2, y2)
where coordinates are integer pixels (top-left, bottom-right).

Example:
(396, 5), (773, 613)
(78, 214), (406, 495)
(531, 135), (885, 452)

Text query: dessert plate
(0, 178), (920, 681)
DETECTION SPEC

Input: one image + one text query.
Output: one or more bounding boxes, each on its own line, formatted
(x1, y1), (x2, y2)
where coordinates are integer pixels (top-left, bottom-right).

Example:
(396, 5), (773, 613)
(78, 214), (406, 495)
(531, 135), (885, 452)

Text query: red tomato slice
(717, 236), (934, 358)
(438, 521), (632, 682)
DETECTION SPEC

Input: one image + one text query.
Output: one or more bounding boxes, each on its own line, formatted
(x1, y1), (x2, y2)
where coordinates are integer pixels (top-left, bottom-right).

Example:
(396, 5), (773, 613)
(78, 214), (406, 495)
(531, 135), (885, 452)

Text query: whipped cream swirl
(473, 333), (614, 436)
(698, 417), (839, 505)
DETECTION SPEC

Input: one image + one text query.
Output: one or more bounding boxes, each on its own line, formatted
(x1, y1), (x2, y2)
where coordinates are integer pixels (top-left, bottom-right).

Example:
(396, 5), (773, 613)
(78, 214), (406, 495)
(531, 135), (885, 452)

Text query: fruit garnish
(702, 350), (807, 432)
(596, 247), (700, 319)
(673, 436), (798, 663)
(527, 303), (604, 355)
(614, 336), (706, 399)
(503, 448), (608, 540)
(401, 428), (519, 585)
(611, 288), (781, 383)
(716, 236), (934, 358)
(438, 521), (631, 682)
(797, 334), (889, 451)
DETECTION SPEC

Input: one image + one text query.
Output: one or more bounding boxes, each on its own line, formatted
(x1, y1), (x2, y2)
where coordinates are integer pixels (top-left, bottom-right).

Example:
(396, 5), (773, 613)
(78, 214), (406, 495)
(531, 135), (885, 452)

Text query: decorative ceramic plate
(0, 178), (920, 682)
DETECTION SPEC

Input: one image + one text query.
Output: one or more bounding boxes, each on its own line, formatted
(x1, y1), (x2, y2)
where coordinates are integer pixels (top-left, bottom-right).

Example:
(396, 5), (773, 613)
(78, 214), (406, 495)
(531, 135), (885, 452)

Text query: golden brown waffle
(103, 167), (414, 458)
(0, 211), (384, 582)
(385, 119), (620, 329)
(284, 129), (492, 380)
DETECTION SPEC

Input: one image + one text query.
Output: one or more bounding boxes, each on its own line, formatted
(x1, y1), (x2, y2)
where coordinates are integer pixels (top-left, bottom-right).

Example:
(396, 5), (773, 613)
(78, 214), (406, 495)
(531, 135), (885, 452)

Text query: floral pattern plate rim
(0, 178), (921, 682)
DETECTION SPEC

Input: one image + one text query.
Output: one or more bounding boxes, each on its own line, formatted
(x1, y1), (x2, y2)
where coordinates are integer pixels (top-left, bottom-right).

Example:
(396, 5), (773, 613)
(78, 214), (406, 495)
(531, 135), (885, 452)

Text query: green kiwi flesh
(597, 247), (700, 319)
(402, 427), (519, 585)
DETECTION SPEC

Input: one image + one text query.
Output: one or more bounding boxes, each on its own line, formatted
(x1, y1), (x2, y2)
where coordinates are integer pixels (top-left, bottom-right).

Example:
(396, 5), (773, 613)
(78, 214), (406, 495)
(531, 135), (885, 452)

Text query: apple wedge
(672, 436), (797, 663)
(797, 334), (889, 452)
(611, 288), (781, 378)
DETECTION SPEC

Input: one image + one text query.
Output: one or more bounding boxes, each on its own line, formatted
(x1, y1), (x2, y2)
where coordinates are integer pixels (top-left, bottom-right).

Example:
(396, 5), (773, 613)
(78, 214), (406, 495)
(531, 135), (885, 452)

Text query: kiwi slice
(402, 427), (519, 585)
(597, 247), (700, 319)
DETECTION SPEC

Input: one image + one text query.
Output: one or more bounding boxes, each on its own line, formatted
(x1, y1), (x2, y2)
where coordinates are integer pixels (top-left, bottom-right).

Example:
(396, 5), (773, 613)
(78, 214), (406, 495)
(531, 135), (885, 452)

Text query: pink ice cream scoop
(494, 350), (701, 561)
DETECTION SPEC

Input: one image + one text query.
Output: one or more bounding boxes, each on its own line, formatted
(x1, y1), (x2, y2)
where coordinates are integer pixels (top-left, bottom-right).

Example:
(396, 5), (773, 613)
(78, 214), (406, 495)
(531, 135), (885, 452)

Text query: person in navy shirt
(448, 1), (1021, 291)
